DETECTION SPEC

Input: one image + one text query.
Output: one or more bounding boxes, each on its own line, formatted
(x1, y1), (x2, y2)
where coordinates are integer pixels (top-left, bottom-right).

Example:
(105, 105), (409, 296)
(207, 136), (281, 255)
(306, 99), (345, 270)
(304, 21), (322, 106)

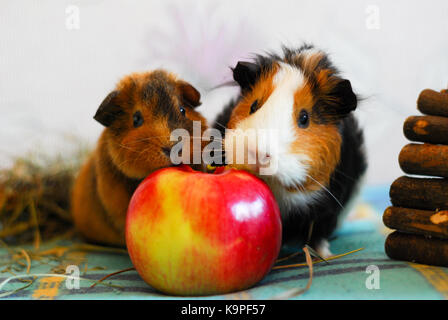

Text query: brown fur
(71, 70), (207, 246)
(227, 67), (277, 129)
(291, 68), (342, 192)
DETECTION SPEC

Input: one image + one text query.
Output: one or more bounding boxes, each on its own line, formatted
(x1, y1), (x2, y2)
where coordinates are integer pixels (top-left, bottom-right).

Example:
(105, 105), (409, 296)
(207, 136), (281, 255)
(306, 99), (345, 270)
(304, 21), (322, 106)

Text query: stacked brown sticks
(384, 88), (448, 267)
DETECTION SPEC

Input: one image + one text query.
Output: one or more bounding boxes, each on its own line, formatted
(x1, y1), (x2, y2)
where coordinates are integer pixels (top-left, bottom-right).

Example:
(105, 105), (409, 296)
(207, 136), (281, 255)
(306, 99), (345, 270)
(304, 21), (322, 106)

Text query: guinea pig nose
(258, 152), (271, 165)
(162, 147), (172, 157)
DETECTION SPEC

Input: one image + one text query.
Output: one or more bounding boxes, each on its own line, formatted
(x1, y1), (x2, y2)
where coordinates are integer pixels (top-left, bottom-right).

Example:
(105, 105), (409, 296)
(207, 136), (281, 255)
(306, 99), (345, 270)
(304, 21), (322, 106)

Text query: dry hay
(0, 144), (90, 246)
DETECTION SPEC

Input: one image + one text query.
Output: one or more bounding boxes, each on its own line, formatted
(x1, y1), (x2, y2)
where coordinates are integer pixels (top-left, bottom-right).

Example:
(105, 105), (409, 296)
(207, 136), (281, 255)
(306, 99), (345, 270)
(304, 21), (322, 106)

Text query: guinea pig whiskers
(117, 143), (140, 153)
(114, 139), (158, 168)
(303, 167), (345, 189)
(307, 167), (357, 189)
(305, 174), (344, 210)
(124, 135), (173, 144)
(285, 182), (307, 193)
(111, 151), (134, 171)
(129, 135), (212, 144)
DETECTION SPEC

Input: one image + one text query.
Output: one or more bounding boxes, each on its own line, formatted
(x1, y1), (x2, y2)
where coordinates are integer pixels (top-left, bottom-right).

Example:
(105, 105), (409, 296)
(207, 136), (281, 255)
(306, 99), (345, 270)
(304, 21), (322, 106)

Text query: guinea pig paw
(315, 239), (333, 259)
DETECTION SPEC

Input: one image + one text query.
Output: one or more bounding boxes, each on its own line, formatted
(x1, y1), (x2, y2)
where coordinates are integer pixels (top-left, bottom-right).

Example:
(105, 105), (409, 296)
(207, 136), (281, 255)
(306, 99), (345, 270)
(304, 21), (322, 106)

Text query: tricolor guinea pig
(71, 70), (207, 246)
(214, 45), (367, 257)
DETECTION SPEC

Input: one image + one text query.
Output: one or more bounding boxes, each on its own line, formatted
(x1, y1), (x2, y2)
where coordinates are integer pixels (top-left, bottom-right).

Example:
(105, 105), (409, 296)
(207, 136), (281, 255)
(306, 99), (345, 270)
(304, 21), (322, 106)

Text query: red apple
(125, 165), (282, 296)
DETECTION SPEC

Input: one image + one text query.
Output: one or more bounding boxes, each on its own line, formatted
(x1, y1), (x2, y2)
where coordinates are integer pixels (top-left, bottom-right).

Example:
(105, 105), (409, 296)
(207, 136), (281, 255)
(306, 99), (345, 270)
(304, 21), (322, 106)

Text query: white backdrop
(1, 0), (447, 185)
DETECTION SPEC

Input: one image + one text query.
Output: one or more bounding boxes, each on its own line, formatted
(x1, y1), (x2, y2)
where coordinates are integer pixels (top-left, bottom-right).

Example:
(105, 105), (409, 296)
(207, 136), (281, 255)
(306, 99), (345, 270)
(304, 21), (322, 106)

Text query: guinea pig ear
(93, 90), (122, 127)
(331, 79), (357, 115)
(232, 61), (260, 91)
(177, 81), (201, 108)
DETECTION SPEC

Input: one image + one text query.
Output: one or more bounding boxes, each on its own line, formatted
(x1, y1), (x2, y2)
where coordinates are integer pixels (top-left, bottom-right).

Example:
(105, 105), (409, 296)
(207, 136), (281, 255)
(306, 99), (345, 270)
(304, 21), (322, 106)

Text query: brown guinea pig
(71, 70), (208, 246)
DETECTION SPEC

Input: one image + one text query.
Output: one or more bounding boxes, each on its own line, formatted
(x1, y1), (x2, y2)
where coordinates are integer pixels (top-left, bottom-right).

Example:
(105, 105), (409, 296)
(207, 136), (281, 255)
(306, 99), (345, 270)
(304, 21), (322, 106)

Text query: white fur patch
(266, 176), (324, 217)
(315, 238), (333, 258)
(229, 63), (309, 185)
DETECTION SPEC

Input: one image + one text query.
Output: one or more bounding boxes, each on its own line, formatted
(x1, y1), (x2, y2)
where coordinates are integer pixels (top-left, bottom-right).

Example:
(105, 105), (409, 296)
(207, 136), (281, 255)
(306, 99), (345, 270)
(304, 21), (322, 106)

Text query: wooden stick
(417, 89), (448, 117)
(399, 143), (448, 178)
(390, 176), (448, 211)
(385, 231), (448, 267)
(383, 206), (448, 239)
(403, 115), (448, 145)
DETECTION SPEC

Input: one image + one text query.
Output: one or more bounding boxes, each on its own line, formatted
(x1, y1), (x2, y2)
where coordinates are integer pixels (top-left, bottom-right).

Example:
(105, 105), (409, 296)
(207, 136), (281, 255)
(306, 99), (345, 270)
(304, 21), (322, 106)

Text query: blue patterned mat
(1, 185), (447, 300)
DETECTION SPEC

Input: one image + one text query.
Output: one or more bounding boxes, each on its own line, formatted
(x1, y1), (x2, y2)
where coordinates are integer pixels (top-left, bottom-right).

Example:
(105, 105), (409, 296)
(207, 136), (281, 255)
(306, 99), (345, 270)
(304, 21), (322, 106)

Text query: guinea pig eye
(298, 110), (310, 128)
(179, 106), (186, 116)
(249, 100), (258, 114)
(133, 111), (144, 128)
